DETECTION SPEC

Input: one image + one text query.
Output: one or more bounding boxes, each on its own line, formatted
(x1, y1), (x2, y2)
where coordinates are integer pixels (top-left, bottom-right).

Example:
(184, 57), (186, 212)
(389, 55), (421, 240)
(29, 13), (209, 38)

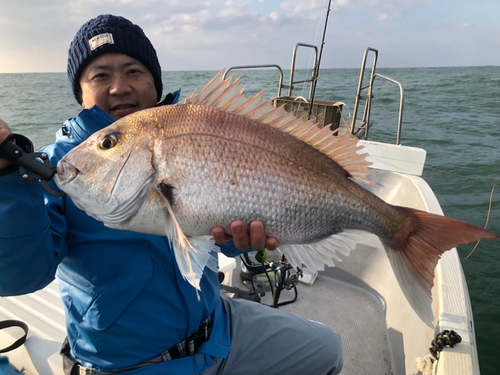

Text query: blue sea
(1, 66), (499, 373)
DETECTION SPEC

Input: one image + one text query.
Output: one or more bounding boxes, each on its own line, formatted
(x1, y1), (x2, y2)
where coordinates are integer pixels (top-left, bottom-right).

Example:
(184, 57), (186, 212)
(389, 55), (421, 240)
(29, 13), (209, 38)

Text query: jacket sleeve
(0, 171), (67, 296)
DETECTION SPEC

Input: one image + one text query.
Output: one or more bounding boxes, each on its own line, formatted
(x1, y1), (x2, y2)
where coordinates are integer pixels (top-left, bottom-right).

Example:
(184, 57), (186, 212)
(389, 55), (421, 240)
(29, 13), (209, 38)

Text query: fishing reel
(240, 250), (303, 308)
(0, 133), (65, 197)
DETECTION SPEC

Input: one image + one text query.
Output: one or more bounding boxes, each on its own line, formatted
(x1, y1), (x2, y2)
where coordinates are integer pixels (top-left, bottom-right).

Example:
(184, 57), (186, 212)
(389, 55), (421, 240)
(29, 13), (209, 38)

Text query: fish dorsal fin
(185, 69), (374, 186)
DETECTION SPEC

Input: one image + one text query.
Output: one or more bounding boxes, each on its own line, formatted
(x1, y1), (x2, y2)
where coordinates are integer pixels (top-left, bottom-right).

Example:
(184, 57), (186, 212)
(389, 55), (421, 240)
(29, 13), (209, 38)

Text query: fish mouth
(55, 160), (79, 185)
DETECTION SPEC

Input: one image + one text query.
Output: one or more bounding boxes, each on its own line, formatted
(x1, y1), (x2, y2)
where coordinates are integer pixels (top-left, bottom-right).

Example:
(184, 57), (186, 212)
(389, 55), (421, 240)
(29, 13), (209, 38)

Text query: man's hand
(0, 119), (13, 169)
(211, 220), (278, 252)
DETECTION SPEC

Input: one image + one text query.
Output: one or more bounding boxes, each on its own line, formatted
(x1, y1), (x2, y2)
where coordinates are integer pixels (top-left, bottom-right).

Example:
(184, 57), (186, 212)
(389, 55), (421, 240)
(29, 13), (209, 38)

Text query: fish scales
(138, 104), (401, 243)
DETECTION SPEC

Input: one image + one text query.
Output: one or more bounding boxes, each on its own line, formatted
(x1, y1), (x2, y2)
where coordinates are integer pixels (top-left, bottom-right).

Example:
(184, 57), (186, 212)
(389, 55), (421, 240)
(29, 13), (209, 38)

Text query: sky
(0, 0), (499, 73)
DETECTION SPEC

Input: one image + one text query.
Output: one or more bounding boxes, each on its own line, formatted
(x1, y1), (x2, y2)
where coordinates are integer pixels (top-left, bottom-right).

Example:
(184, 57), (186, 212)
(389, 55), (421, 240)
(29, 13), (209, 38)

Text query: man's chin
(110, 106), (138, 120)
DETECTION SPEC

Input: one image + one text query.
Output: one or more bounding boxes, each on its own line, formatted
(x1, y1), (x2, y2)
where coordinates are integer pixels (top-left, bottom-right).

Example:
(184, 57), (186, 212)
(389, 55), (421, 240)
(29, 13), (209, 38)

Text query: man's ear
(76, 87), (84, 107)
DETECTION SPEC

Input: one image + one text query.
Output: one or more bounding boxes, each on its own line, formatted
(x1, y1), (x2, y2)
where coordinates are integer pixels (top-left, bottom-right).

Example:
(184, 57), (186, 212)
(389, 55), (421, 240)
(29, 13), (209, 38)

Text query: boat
(0, 45), (479, 375)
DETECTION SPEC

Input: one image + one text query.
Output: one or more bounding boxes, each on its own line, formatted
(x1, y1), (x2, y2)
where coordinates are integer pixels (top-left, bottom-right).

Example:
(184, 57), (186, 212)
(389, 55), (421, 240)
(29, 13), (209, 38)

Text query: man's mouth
(112, 104), (136, 111)
(111, 104), (138, 119)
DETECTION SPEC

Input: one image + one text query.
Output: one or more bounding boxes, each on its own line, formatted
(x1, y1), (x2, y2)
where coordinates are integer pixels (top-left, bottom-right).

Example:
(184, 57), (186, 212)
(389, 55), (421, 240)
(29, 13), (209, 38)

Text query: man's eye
(92, 73), (108, 80)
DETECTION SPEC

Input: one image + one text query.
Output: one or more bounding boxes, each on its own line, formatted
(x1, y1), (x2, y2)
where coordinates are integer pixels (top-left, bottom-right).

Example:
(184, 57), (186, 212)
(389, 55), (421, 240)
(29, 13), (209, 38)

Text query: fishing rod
(308, 0), (332, 120)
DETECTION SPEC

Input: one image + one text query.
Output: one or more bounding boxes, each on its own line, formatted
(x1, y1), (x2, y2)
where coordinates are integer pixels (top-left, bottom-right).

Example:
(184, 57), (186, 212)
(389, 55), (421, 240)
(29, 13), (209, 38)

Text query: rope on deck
(416, 330), (462, 375)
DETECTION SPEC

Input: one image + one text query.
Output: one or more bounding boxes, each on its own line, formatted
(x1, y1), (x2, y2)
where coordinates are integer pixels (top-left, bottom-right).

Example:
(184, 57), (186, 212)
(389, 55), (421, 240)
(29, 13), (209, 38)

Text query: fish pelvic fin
(184, 69), (375, 187)
(383, 207), (498, 324)
(155, 186), (218, 293)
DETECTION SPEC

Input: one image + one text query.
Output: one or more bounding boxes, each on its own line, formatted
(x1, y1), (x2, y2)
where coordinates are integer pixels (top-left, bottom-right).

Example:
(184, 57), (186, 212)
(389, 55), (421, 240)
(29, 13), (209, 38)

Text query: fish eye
(99, 136), (117, 150)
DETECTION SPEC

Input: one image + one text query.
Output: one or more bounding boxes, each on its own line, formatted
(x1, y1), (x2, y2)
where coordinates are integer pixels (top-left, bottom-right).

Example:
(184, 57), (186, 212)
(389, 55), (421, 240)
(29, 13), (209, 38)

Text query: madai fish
(55, 70), (498, 323)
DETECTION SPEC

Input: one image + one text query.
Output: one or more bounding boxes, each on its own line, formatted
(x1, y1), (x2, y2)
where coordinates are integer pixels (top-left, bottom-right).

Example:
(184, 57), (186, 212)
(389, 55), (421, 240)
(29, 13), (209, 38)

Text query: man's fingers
(265, 237), (279, 251)
(212, 221), (279, 252)
(249, 221), (266, 252)
(211, 227), (231, 245)
(230, 221), (250, 250)
(0, 118), (11, 132)
(0, 121), (13, 169)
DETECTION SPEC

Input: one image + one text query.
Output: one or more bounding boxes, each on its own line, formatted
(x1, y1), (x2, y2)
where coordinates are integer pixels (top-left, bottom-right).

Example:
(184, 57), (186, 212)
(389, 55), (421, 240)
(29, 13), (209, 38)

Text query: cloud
(0, 0), (499, 72)
(279, 0), (326, 13)
(136, 0), (321, 70)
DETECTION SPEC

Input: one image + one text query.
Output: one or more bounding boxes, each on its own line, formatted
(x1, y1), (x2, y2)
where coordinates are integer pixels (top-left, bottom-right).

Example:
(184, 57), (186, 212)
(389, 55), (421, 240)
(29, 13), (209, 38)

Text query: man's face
(79, 53), (158, 121)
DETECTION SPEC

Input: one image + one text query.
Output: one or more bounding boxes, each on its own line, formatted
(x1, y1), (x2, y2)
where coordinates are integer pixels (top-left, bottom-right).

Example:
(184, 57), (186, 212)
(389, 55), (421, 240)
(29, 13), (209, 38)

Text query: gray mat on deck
(231, 265), (394, 375)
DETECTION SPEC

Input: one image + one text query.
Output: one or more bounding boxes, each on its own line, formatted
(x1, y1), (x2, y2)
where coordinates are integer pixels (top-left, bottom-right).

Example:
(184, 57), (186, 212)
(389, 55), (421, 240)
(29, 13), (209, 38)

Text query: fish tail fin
(383, 207), (498, 323)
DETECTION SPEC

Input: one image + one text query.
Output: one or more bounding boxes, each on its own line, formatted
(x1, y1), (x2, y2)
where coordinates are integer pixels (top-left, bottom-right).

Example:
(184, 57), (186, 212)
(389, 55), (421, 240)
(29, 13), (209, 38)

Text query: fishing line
(424, 166), (498, 260)
(334, 102), (357, 138)
(299, 0), (329, 99)
(462, 182), (498, 261)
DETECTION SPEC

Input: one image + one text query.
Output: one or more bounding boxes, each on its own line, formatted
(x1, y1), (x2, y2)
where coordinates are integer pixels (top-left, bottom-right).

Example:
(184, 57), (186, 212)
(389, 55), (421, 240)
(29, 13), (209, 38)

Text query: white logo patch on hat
(88, 33), (114, 51)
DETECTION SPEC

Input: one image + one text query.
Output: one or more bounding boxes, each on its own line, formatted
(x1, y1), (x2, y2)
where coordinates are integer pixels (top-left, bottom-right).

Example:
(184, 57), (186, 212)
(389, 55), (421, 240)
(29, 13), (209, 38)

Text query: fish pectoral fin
(280, 231), (362, 272)
(157, 182), (175, 206)
(173, 235), (218, 290)
(155, 186), (217, 291)
(187, 235), (220, 273)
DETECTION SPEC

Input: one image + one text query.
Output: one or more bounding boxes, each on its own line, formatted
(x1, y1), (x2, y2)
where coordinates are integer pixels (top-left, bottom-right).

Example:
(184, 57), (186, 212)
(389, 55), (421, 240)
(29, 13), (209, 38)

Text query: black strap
(60, 317), (213, 375)
(0, 320), (29, 353)
(60, 337), (81, 375)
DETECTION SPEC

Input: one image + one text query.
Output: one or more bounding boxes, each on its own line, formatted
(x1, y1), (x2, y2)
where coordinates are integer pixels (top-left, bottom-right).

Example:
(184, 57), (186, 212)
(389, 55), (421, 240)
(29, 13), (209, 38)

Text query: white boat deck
(0, 281), (66, 375)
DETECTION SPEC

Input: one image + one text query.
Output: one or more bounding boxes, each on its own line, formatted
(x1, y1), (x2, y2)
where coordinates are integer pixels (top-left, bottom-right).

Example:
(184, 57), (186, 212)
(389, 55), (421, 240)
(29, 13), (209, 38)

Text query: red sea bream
(54, 71), (498, 323)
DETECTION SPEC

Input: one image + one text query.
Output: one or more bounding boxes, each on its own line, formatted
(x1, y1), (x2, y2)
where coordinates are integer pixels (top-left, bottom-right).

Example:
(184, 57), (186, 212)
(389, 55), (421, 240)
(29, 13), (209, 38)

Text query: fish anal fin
(280, 231), (363, 273)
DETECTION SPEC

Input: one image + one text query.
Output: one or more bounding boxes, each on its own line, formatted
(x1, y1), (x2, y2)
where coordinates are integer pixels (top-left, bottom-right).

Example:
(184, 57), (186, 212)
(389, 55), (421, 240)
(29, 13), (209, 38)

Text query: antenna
(308, 0), (332, 120)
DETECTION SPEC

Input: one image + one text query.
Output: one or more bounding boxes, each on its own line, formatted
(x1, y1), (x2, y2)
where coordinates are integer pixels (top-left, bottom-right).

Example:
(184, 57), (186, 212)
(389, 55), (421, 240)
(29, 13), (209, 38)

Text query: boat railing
(224, 45), (404, 144)
(288, 43), (318, 98)
(370, 73), (404, 145)
(224, 44), (342, 131)
(352, 47), (404, 145)
(223, 65), (285, 97)
(224, 43), (319, 100)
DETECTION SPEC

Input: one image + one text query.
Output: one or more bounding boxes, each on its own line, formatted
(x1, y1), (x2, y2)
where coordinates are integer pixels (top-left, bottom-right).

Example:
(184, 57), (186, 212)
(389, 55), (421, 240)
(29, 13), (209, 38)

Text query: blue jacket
(0, 105), (242, 374)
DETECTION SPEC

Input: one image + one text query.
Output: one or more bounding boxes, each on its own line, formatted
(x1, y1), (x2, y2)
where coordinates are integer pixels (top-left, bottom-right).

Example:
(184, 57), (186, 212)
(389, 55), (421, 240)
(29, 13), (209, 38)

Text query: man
(0, 15), (343, 375)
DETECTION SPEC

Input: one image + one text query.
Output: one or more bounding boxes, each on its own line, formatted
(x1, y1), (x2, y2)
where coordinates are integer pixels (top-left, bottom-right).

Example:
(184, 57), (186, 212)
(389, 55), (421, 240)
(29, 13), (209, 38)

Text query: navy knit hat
(67, 14), (162, 104)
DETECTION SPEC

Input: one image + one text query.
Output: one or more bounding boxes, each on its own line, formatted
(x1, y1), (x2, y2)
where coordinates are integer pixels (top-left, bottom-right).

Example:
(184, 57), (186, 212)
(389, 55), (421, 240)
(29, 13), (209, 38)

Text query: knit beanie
(67, 14), (162, 104)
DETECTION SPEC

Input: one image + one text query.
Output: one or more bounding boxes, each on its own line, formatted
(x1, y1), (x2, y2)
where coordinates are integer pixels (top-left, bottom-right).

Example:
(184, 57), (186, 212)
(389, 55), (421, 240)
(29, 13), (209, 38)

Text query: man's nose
(109, 76), (132, 96)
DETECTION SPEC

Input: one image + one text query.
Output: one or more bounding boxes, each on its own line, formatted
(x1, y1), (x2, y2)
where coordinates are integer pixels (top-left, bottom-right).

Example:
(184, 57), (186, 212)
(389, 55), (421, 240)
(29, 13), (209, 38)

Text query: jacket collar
(57, 105), (114, 144)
